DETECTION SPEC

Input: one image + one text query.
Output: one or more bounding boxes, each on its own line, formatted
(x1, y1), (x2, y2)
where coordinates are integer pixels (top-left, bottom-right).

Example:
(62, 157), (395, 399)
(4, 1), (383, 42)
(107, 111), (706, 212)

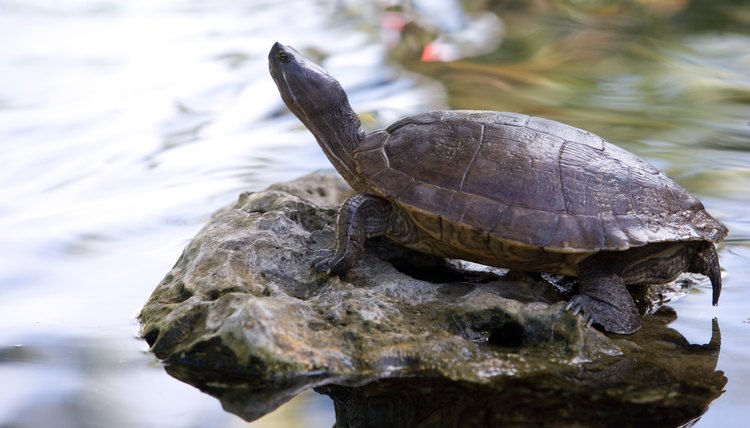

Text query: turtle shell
(353, 110), (727, 253)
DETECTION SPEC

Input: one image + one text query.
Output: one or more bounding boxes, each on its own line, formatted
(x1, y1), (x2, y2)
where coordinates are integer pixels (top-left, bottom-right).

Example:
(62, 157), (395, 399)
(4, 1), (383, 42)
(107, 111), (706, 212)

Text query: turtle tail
(689, 242), (722, 306)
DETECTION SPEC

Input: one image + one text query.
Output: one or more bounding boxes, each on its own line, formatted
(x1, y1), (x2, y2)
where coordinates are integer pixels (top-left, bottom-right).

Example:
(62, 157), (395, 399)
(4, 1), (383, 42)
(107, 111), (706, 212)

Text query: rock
(315, 310), (725, 428)
(140, 172), (616, 375)
(138, 172), (723, 424)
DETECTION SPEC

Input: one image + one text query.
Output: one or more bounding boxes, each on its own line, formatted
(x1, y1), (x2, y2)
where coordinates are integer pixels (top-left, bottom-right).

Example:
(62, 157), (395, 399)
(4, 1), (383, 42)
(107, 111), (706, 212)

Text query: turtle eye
(277, 51), (291, 63)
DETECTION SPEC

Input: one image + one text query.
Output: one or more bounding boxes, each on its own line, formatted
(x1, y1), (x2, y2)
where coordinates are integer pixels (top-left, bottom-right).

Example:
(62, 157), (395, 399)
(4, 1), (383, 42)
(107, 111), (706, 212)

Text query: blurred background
(0, 0), (748, 426)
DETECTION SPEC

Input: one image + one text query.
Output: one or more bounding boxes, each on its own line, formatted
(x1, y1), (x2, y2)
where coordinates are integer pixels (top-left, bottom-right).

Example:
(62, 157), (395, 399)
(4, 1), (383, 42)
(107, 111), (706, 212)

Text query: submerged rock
(138, 172), (723, 424)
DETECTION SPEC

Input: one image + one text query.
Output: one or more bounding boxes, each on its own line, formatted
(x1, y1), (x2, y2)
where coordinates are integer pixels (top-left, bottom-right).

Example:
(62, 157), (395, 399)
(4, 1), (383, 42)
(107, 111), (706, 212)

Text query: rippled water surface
(1, 1), (748, 427)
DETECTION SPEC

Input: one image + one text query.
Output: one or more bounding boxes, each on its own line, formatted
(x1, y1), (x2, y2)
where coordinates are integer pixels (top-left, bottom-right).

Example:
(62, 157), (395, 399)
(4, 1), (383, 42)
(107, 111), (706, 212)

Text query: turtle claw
(585, 316), (595, 328)
(566, 294), (641, 334)
(311, 253), (335, 275)
(311, 250), (354, 276)
(565, 300), (581, 315)
(566, 299), (594, 327)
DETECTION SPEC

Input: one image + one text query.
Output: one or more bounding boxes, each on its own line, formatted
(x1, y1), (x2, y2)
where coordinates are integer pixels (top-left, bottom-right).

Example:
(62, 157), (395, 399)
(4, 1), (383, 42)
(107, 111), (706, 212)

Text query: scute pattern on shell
(354, 110), (727, 252)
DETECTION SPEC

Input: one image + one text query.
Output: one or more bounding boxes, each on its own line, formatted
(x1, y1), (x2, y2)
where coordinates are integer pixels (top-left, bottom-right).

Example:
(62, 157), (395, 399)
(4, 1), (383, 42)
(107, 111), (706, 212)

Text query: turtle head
(269, 42), (364, 188)
(269, 43), (340, 118)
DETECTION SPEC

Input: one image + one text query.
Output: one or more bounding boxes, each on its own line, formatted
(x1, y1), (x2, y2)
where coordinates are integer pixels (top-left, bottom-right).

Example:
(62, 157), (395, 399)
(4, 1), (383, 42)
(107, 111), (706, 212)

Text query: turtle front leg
(567, 254), (642, 334)
(313, 193), (394, 275)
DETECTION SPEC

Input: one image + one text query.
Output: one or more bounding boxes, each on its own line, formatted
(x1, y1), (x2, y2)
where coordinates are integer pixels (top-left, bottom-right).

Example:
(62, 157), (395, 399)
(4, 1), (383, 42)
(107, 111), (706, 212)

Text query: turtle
(268, 42), (728, 334)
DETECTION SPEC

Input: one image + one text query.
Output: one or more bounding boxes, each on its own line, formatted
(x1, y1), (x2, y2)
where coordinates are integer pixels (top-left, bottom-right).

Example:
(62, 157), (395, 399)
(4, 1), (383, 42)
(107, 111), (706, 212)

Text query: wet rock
(139, 172), (617, 379)
(138, 172), (719, 423)
(318, 312), (725, 428)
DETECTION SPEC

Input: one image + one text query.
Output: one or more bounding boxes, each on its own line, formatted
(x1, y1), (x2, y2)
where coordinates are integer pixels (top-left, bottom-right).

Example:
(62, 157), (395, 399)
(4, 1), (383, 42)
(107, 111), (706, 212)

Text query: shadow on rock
(138, 172), (725, 425)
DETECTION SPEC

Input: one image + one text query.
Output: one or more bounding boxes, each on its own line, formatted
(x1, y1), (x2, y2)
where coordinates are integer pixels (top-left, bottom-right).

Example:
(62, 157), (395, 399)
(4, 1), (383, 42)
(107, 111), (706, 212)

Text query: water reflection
(162, 307), (725, 427)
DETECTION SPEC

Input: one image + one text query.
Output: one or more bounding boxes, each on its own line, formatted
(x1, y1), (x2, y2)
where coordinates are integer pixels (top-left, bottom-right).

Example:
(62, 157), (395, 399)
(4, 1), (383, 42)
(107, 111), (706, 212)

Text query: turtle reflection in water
(268, 42), (727, 334)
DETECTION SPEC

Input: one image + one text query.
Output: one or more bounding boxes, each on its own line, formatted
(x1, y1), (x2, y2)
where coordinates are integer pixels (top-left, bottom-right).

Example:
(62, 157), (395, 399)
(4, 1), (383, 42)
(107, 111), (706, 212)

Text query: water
(0, 1), (748, 427)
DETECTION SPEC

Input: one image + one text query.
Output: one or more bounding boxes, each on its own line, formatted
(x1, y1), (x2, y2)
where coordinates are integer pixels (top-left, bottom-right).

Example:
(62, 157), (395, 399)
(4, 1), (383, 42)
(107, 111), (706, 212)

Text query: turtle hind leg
(313, 193), (393, 275)
(689, 242), (722, 306)
(567, 255), (641, 334)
